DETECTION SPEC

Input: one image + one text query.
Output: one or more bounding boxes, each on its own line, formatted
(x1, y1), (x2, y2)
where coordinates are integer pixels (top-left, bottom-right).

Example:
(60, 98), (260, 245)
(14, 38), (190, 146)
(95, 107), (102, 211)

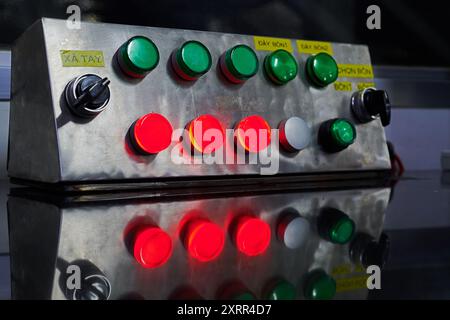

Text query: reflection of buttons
(235, 115), (271, 153)
(133, 226), (173, 268)
(117, 36), (159, 78)
(220, 45), (259, 84)
(183, 219), (225, 262)
(172, 41), (212, 80)
(266, 280), (297, 300)
(187, 114), (225, 154)
(279, 117), (311, 152)
(234, 216), (271, 256)
(318, 208), (355, 244)
(264, 49), (298, 85)
(305, 52), (338, 87)
(219, 281), (256, 300)
(350, 232), (390, 268)
(277, 214), (310, 249)
(318, 118), (356, 153)
(130, 113), (173, 154)
(303, 269), (336, 300)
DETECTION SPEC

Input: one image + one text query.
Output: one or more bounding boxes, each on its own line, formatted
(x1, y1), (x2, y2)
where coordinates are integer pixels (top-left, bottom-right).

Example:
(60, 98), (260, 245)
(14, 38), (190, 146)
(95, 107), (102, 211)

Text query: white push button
(279, 117), (311, 152)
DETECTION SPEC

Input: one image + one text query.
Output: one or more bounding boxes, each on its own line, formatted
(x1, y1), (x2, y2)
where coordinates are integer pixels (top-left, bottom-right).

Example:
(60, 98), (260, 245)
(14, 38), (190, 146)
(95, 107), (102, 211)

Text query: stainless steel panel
(9, 18), (390, 184)
(8, 187), (390, 299)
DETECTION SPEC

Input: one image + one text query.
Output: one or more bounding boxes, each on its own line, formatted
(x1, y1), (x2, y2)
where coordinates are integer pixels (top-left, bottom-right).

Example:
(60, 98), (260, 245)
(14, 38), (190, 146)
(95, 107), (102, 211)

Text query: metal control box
(8, 186), (390, 300)
(9, 18), (390, 186)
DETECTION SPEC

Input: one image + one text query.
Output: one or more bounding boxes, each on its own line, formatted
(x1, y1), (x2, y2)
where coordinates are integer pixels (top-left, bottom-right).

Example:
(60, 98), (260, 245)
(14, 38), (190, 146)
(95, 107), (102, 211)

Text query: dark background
(0, 0), (449, 67)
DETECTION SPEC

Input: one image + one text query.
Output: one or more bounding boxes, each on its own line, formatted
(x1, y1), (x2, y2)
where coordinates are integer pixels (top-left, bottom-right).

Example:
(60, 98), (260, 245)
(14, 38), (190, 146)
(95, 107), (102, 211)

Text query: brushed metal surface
(9, 187), (390, 299)
(9, 18), (390, 183)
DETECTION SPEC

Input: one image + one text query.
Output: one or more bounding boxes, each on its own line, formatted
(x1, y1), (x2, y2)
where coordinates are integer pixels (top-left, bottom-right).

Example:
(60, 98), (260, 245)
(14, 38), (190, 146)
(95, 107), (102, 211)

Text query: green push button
(264, 49), (298, 85)
(306, 52), (338, 87)
(174, 40), (212, 80)
(266, 280), (297, 300)
(304, 269), (336, 300)
(318, 207), (355, 244)
(330, 119), (356, 147)
(119, 36), (159, 77)
(330, 216), (355, 244)
(222, 44), (259, 83)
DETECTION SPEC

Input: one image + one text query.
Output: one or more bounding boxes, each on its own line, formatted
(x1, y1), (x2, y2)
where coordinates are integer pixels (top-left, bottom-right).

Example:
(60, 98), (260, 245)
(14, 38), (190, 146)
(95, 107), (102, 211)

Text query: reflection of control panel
(9, 18), (390, 185)
(8, 186), (390, 300)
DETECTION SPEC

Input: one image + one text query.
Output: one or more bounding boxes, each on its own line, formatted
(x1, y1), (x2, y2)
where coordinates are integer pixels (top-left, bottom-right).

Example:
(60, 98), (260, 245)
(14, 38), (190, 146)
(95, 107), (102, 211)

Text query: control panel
(9, 18), (391, 185)
(8, 186), (390, 300)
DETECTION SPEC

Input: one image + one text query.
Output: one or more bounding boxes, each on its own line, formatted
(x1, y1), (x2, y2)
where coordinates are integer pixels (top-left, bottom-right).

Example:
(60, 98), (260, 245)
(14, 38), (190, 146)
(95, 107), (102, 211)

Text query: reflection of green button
(306, 52), (338, 87)
(304, 269), (336, 300)
(176, 41), (212, 78)
(119, 36), (159, 77)
(233, 292), (256, 300)
(264, 50), (298, 85)
(224, 45), (259, 81)
(330, 215), (355, 244)
(267, 281), (297, 300)
(330, 119), (356, 147)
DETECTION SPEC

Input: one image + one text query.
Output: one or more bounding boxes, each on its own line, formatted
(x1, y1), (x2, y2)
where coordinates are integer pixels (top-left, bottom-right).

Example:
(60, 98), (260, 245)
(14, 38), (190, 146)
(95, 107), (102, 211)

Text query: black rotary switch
(351, 88), (391, 127)
(318, 118), (356, 153)
(65, 74), (111, 117)
(349, 232), (390, 268)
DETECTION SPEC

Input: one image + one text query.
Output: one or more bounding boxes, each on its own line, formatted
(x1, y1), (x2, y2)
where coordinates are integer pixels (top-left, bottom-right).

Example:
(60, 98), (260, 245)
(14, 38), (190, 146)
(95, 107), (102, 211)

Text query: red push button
(184, 219), (225, 262)
(234, 216), (271, 256)
(235, 115), (271, 153)
(130, 113), (173, 154)
(187, 114), (225, 154)
(133, 226), (173, 268)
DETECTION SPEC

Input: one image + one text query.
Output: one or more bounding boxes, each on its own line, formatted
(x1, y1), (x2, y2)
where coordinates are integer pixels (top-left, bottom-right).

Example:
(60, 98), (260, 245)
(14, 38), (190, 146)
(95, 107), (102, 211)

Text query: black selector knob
(349, 232), (390, 268)
(65, 74), (111, 117)
(351, 88), (391, 127)
(59, 259), (111, 300)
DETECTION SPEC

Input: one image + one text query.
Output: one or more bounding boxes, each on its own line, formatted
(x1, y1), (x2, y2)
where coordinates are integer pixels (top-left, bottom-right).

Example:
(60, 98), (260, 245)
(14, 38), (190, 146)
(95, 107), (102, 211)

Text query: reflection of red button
(235, 216), (271, 256)
(235, 115), (271, 153)
(184, 219), (225, 262)
(188, 115), (225, 154)
(133, 227), (173, 268)
(130, 113), (173, 154)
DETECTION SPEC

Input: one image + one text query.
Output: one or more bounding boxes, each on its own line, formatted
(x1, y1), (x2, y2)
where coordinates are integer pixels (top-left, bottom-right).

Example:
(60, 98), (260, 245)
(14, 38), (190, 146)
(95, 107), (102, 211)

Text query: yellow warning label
(357, 82), (376, 90)
(297, 40), (333, 55)
(334, 81), (353, 91)
(253, 36), (293, 52)
(338, 64), (374, 78)
(60, 50), (105, 67)
(336, 276), (369, 292)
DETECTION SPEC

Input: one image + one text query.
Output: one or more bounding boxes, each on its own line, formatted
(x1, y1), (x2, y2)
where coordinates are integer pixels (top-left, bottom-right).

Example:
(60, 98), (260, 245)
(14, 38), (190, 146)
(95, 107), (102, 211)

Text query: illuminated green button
(264, 49), (298, 85)
(330, 119), (356, 147)
(175, 41), (212, 79)
(304, 269), (336, 300)
(306, 52), (338, 87)
(222, 45), (259, 83)
(119, 36), (159, 77)
(266, 280), (297, 300)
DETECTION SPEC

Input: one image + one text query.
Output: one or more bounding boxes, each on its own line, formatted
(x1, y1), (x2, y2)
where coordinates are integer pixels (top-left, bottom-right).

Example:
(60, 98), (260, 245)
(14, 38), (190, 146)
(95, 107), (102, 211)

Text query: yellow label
(357, 82), (376, 90)
(338, 64), (374, 78)
(297, 40), (333, 55)
(60, 50), (105, 67)
(334, 81), (353, 91)
(336, 276), (369, 293)
(253, 36), (293, 52)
